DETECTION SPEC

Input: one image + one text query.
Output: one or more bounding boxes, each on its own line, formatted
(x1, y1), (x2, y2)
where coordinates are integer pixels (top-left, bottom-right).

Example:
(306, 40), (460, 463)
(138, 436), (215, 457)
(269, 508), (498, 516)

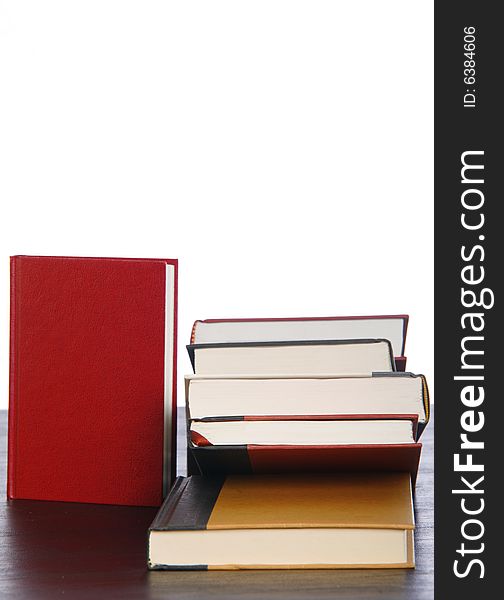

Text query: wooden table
(0, 408), (433, 599)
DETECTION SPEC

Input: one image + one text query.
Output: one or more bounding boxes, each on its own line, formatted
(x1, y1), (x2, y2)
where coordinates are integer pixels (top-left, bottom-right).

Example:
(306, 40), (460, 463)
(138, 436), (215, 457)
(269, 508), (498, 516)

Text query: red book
(188, 444), (422, 484)
(190, 315), (409, 371)
(8, 255), (177, 506)
(187, 415), (422, 483)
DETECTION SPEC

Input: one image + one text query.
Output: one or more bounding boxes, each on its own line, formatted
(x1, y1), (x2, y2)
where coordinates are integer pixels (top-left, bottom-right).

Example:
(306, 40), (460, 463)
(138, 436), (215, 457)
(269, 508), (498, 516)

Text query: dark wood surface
(0, 408), (433, 599)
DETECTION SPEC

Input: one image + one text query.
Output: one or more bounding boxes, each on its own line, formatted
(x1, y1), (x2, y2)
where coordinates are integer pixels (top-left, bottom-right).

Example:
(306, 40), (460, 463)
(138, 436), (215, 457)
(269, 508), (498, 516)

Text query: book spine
(421, 375), (431, 424)
(190, 320), (201, 344)
(186, 345), (196, 372)
(394, 356), (407, 371)
(401, 315), (409, 356)
(149, 476), (188, 531)
(7, 256), (18, 499)
(170, 260), (179, 490)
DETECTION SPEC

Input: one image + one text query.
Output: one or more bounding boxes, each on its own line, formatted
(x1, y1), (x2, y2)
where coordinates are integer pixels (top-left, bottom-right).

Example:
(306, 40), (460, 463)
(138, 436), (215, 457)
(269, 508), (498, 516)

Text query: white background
(0, 1), (433, 409)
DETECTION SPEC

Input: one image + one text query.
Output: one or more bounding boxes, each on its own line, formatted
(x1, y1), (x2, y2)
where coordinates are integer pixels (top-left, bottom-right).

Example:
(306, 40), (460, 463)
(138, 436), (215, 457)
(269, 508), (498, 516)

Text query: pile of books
(6, 259), (431, 570)
(148, 315), (430, 570)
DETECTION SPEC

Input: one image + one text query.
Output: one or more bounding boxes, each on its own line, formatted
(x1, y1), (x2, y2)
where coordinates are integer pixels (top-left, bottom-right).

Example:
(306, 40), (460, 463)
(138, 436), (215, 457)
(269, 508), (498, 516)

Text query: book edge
(191, 315), (410, 353)
(187, 338), (396, 374)
(7, 256), (18, 499)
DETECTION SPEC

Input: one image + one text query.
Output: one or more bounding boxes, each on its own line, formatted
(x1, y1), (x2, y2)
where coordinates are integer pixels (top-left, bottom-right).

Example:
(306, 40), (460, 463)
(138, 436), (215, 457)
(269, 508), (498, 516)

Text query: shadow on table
(3, 497), (424, 600)
(3, 498), (156, 598)
(147, 568), (414, 600)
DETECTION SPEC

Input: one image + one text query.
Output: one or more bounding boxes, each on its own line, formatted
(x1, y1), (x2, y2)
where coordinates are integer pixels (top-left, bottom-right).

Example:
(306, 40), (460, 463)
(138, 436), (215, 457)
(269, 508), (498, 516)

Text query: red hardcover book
(8, 255), (177, 506)
(188, 444), (422, 484)
(187, 414), (422, 483)
(190, 315), (409, 371)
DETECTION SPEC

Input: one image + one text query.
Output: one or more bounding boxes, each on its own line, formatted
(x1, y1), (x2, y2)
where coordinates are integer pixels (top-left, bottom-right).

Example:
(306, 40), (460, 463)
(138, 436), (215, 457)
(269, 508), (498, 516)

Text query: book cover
(148, 473), (415, 569)
(187, 443), (422, 483)
(8, 255), (177, 506)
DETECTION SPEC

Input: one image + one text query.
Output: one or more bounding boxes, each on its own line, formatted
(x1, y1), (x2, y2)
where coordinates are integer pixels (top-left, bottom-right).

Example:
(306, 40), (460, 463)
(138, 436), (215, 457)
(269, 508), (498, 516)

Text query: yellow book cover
(148, 472), (415, 570)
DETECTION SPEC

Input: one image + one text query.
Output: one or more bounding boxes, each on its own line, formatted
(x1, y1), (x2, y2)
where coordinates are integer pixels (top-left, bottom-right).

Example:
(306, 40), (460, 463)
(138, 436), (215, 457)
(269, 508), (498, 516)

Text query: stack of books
(149, 315), (430, 570)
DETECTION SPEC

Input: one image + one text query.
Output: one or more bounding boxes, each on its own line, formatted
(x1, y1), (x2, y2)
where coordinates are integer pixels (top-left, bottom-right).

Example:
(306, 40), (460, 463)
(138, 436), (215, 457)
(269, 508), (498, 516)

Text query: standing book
(8, 255), (177, 506)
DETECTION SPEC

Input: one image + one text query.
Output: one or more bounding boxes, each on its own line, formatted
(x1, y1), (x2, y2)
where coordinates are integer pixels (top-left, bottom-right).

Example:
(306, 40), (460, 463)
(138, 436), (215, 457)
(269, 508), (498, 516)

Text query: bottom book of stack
(148, 472), (415, 570)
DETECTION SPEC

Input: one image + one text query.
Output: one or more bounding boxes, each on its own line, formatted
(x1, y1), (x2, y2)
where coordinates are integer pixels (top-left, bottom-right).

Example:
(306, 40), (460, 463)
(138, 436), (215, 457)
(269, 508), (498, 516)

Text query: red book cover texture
(189, 444), (422, 484)
(8, 256), (177, 506)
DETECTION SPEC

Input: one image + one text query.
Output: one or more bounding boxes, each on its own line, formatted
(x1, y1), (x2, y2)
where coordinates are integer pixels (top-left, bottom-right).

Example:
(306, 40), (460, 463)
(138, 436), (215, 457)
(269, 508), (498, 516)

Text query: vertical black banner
(435, 1), (500, 597)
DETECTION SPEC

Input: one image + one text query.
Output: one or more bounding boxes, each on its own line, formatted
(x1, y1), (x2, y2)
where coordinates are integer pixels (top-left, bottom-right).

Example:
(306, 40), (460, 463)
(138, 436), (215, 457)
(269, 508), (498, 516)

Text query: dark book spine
(189, 446), (252, 476)
(149, 476), (188, 531)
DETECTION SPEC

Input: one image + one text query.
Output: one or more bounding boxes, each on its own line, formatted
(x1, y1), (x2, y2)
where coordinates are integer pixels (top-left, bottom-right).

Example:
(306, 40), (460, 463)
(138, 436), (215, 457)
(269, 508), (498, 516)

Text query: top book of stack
(190, 315), (409, 371)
